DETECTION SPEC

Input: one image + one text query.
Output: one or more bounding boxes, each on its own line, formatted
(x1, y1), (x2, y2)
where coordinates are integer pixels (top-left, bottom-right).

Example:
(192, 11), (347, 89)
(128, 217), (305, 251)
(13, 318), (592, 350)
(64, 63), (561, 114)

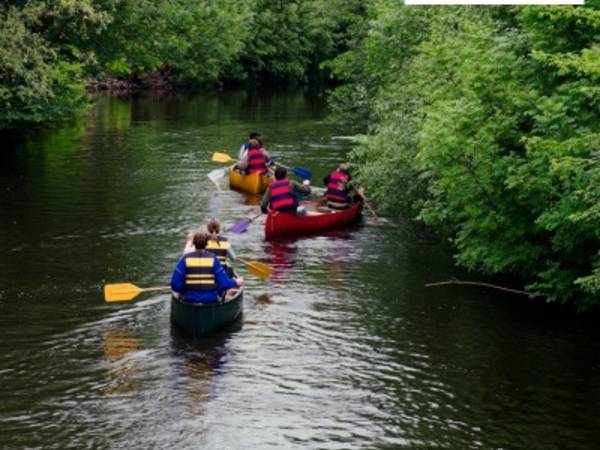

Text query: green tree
(0, 2), (103, 130)
(227, 0), (365, 83)
(331, 3), (600, 309)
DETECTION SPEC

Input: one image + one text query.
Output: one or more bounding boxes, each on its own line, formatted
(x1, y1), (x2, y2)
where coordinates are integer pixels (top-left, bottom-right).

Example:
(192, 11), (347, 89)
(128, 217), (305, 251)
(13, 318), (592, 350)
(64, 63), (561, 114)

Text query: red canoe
(265, 202), (362, 240)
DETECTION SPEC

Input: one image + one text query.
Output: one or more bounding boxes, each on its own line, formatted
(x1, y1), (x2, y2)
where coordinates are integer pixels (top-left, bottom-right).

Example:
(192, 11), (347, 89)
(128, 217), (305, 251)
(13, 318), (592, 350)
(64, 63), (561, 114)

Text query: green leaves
(333, 3), (600, 308)
(0, 5), (86, 129)
(1, 0), (366, 130)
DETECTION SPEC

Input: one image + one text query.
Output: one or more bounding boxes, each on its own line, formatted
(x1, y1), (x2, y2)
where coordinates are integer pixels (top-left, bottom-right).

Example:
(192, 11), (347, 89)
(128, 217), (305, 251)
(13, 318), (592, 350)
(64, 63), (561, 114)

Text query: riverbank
(86, 69), (172, 93)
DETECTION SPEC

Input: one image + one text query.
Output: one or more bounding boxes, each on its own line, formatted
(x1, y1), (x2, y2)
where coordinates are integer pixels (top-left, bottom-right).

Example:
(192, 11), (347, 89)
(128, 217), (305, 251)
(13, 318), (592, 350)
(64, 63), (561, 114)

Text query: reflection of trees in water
(169, 320), (242, 418)
(102, 328), (140, 395)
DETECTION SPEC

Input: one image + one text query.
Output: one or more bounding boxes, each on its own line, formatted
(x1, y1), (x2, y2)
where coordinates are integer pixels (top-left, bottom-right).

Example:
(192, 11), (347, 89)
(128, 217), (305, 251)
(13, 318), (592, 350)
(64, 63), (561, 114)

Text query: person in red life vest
(171, 231), (244, 304)
(261, 166), (311, 215)
(323, 163), (361, 210)
(238, 131), (261, 159)
(237, 138), (273, 175)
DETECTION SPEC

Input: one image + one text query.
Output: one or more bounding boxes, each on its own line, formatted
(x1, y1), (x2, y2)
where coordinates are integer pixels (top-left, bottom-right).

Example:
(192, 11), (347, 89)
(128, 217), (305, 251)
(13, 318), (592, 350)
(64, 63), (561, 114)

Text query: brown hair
(192, 231), (209, 250)
(274, 166), (287, 180)
(207, 218), (221, 244)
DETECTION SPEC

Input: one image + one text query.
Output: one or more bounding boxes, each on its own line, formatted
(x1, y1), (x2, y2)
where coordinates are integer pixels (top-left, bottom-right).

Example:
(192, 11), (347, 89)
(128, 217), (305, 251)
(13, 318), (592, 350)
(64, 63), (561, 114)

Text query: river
(1, 89), (599, 449)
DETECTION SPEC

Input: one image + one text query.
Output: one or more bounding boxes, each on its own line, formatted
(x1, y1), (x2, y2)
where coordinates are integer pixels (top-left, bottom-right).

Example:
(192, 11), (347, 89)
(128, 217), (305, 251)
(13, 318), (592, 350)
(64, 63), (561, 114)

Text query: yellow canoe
(229, 168), (274, 194)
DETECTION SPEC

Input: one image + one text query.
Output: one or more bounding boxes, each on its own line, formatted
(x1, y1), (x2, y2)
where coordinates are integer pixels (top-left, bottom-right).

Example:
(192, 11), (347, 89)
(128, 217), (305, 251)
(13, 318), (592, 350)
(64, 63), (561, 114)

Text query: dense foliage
(0, 0), (364, 130)
(328, 2), (600, 309)
(0, 2), (100, 129)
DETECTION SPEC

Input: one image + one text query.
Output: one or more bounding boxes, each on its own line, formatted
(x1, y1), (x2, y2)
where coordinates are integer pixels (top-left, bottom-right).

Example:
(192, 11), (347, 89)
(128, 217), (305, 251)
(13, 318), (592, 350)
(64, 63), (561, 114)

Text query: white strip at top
(405, 0), (584, 4)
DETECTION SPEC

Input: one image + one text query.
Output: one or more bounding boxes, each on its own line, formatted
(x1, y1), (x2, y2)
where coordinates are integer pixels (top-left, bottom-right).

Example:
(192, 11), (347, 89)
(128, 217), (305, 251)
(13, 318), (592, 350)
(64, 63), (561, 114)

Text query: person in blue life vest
(261, 166), (311, 215)
(171, 231), (244, 304)
(239, 131), (261, 159)
(237, 138), (273, 175)
(205, 218), (236, 278)
(323, 163), (363, 210)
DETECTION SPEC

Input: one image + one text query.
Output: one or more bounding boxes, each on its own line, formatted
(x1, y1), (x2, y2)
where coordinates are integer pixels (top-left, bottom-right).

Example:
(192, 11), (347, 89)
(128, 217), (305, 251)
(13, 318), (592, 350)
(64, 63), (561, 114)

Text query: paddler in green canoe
(171, 231), (244, 304)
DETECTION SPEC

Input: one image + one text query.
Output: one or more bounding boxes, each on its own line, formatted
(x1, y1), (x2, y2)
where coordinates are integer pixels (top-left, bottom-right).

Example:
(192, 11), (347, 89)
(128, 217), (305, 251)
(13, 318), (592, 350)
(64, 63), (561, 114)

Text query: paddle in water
(357, 188), (379, 223)
(238, 258), (273, 280)
(228, 212), (262, 233)
(208, 167), (228, 182)
(290, 166), (312, 180)
(104, 283), (170, 302)
(276, 163), (312, 181)
(212, 152), (235, 163)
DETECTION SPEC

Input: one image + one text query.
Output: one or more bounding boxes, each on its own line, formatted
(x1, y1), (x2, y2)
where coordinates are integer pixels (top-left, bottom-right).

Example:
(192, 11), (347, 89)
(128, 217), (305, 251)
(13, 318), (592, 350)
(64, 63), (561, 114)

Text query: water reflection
(320, 234), (355, 290)
(102, 328), (141, 395)
(237, 191), (261, 206)
(170, 320), (242, 418)
(263, 240), (298, 286)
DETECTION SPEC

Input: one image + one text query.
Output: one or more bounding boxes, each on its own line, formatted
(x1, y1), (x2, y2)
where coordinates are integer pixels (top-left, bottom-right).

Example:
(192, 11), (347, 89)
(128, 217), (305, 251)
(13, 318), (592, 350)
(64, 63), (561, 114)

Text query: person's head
(337, 163), (348, 172)
(192, 231), (209, 250)
(249, 131), (261, 140)
(207, 218), (221, 233)
(249, 138), (260, 150)
(274, 166), (287, 180)
(207, 218), (221, 237)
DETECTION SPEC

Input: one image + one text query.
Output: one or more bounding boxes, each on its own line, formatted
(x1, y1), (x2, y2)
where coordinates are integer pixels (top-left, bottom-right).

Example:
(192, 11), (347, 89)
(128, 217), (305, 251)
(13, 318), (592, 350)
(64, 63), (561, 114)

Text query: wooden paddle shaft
(139, 286), (171, 292)
(359, 192), (379, 223)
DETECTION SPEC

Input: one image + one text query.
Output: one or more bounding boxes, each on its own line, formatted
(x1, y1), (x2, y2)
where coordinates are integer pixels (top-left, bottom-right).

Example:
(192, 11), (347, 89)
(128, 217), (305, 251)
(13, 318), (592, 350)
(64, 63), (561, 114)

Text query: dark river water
(1, 90), (600, 450)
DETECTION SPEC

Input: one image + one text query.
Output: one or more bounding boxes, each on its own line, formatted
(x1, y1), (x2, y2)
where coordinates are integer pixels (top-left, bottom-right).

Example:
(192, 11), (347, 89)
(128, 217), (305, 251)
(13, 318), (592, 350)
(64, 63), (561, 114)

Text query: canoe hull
(170, 289), (243, 338)
(265, 202), (362, 240)
(229, 169), (273, 194)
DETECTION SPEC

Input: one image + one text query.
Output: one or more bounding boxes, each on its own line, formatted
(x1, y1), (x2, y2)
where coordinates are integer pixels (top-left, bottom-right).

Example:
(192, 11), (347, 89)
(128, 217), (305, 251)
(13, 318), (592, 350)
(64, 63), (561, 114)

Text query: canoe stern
(170, 289), (243, 338)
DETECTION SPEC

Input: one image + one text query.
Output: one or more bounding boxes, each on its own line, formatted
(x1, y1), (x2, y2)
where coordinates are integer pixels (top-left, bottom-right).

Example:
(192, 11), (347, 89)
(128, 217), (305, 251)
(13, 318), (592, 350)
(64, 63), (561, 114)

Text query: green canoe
(170, 289), (243, 338)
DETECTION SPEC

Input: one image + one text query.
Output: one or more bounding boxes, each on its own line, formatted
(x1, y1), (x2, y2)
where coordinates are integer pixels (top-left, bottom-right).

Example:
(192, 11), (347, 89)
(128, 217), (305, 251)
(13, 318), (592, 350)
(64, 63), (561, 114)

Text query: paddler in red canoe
(323, 163), (364, 210)
(261, 166), (311, 215)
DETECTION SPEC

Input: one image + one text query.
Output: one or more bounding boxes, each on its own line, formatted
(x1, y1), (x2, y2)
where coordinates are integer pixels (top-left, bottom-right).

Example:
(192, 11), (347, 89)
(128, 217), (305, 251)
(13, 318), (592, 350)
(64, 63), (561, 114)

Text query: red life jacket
(326, 171), (350, 203)
(247, 148), (267, 175)
(269, 179), (296, 211)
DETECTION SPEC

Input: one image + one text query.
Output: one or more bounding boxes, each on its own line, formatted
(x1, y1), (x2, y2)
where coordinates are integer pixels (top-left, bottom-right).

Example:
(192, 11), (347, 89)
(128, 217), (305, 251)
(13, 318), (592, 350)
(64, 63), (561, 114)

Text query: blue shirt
(171, 253), (237, 304)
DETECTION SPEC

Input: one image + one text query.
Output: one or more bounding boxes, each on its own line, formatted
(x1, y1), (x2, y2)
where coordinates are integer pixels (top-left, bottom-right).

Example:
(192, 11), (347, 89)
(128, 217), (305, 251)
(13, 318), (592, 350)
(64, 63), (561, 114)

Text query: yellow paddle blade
(212, 152), (233, 163)
(104, 283), (143, 302)
(243, 260), (273, 280)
